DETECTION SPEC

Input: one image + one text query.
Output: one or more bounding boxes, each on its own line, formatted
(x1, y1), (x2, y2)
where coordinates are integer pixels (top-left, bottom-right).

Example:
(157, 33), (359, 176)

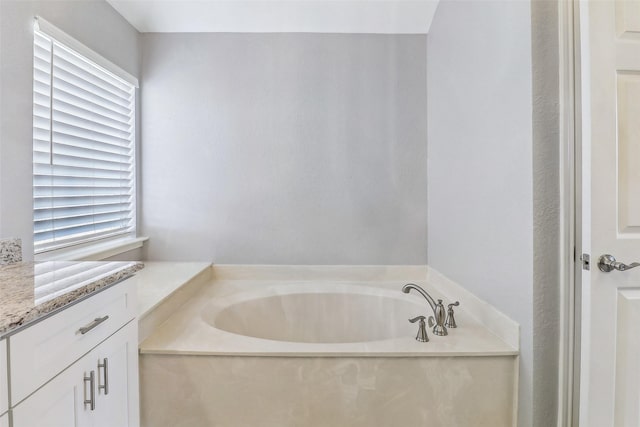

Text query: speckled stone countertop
(0, 261), (143, 338)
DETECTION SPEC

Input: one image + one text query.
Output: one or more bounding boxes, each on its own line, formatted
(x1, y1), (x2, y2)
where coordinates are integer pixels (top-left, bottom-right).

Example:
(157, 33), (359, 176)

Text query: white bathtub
(139, 267), (519, 427)
(203, 284), (423, 344)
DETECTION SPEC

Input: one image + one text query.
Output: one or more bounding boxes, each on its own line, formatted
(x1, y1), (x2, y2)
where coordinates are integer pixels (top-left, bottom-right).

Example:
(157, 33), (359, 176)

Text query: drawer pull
(78, 315), (109, 335)
(98, 358), (109, 395)
(84, 370), (96, 411)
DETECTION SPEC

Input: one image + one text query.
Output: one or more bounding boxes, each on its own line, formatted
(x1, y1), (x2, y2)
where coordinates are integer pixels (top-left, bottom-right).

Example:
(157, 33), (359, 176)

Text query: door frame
(558, 0), (581, 426)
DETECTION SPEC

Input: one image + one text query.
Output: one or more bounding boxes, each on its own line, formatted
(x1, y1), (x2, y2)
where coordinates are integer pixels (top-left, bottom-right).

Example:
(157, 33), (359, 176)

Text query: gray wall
(426, 1), (534, 426)
(531, 0), (560, 426)
(140, 33), (428, 263)
(0, 0), (141, 260)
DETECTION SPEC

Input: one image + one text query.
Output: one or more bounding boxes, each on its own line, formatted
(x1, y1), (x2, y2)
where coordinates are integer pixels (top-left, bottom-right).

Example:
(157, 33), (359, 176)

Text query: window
(33, 18), (138, 254)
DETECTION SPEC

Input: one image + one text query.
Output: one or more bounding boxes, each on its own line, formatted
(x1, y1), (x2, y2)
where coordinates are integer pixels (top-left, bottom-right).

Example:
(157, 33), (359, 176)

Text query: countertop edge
(0, 261), (144, 339)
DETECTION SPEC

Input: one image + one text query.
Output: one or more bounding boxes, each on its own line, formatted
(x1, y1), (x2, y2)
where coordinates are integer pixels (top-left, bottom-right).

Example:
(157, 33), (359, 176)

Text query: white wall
(141, 33), (428, 264)
(426, 1), (534, 426)
(0, 0), (141, 260)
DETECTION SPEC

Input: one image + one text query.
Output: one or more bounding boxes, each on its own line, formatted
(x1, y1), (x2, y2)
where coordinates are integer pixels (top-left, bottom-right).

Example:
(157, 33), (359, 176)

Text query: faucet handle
(408, 316), (435, 327)
(445, 301), (460, 328)
(408, 316), (435, 342)
(408, 315), (425, 323)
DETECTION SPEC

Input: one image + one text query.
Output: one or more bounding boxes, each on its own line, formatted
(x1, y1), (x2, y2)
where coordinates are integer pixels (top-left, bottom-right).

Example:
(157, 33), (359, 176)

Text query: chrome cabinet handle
(78, 315), (109, 335)
(598, 254), (640, 272)
(98, 358), (109, 395)
(84, 371), (96, 411)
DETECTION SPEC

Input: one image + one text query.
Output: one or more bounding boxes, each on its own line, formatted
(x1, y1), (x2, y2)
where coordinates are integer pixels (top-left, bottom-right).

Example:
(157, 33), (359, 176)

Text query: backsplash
(0, 238), (22, 265)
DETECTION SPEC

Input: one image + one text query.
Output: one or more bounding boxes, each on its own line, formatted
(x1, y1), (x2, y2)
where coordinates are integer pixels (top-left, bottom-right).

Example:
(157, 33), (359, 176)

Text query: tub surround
(425, 266), (519, 349)
(139, 264), (519, 427)
(140, 265), (518, 357)
(142, 280), (516, 357)
(142, 355), (516, 427)
(0, 260), (143, 337)
(136, 262), (212, 318)
(135, 262), (212, 343)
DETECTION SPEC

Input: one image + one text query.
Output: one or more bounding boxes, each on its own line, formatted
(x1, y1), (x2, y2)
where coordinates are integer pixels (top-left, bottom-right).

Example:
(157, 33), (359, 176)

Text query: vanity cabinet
(9, 278), (139, 427)
(12, 321), (138, 427)
(9, 280), (136, 406)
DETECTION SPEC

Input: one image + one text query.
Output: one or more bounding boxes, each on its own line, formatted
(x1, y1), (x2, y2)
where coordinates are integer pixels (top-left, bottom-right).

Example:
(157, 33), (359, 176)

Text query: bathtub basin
(205, 288), (423, 344)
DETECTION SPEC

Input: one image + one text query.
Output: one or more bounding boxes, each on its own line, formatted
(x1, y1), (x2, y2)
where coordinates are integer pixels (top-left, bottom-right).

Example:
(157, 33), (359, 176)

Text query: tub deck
(138, 265), (518, 357)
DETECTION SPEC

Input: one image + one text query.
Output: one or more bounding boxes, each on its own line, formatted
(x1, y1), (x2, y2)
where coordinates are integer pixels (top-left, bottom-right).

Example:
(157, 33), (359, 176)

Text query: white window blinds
(33, 22), (137, 254)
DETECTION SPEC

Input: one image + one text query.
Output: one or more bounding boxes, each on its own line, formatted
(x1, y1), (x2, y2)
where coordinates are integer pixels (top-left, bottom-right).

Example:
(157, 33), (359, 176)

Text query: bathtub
(139, 266), (519, 427)
(203, 284), (424, 345)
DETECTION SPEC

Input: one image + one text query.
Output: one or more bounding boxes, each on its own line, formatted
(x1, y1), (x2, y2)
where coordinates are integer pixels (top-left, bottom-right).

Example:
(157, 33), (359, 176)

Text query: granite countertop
(0, 260), (143, 338)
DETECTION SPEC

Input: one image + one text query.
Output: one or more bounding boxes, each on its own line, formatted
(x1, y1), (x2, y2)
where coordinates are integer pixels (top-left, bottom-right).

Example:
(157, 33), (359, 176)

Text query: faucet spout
(402, 283), (448, 336)
(402, 283), (437, 315)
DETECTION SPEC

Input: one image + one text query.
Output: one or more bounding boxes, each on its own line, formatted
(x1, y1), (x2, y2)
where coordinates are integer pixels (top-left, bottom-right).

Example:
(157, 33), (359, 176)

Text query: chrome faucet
(402, 283), (457, 337)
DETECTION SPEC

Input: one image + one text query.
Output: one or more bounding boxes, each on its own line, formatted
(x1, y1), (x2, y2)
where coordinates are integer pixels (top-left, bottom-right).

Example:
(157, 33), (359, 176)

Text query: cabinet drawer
(0, 339), (6, 415)
(10, 280), (135, 405)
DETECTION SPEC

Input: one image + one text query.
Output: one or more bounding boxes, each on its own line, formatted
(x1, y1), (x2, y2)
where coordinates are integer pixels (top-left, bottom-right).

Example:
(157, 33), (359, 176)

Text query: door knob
(597, 254), (640, 272)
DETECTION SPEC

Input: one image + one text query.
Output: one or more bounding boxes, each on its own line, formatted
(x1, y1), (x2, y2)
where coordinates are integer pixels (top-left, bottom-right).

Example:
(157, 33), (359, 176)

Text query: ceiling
(106, 0), (440, 34)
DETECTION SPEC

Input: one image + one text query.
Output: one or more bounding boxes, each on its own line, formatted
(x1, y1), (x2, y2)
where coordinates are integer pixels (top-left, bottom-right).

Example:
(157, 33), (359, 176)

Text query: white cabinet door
(12, 350), (93, 427)
(93, 321), (139, 427)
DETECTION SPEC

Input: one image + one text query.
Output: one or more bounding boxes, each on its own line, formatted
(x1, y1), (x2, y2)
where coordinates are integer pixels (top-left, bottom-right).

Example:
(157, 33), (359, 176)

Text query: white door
(579, 0), (640, 425)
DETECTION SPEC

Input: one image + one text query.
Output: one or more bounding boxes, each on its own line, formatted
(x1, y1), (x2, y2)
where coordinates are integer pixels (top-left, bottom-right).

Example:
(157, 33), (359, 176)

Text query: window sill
(34, 236), (148, 262)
